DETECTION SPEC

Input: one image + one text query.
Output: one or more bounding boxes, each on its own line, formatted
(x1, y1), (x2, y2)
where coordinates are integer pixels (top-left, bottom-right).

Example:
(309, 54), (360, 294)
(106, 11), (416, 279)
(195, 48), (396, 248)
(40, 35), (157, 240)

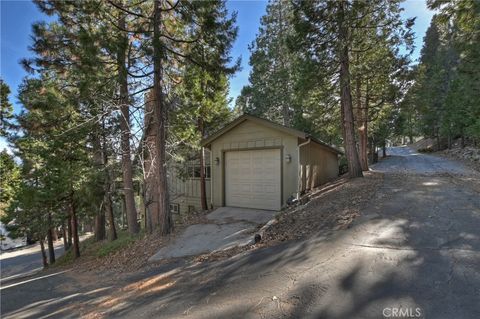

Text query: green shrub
(53, 230), (140, 267)
(96, 231), (137, 257)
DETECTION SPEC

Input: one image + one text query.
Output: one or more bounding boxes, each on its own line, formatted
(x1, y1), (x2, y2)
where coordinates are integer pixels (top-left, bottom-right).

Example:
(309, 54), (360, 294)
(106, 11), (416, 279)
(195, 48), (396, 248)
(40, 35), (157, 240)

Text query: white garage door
(225, 149), (281, 211)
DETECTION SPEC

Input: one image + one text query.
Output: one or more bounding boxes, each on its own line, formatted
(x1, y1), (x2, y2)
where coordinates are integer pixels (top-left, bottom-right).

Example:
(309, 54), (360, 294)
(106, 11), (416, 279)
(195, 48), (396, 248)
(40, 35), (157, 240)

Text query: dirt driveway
(2, 147), (479, 319)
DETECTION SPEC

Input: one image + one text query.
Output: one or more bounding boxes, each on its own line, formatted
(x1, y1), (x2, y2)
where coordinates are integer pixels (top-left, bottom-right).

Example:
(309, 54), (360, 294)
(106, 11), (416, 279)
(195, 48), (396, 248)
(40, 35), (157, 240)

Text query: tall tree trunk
(338, 2), (363, 178)
(39, 237), (48, 268)
(153, 0), (172, 235)
(361, 84), (370, 168)
(139, 183), (148, 230)
(355, 74), (369, 171)
(105, 191), (117, 241)
(46, 213), (55, 264)
(198, 118), (208, 211)
(278, 0), (290, 127)
(94, 209), (106, 241)
(199, 146), (207, 211)
(62, 221), (68, 252)
(101, 119), (117, 241)
(144, 92), (159, 232)
(70, 194), (80, 259)
(67, 215), (72, 248)
(118, 14), (139, 235)
(93, 131), (106, 241)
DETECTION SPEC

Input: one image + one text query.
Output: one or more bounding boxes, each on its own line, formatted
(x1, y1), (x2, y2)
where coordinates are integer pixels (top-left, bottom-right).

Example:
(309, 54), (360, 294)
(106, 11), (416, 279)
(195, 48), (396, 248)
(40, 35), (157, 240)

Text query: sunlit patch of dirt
(123, 271), (178, 293)
(79, 272), (178, 318)
(82, 313), (105, 319)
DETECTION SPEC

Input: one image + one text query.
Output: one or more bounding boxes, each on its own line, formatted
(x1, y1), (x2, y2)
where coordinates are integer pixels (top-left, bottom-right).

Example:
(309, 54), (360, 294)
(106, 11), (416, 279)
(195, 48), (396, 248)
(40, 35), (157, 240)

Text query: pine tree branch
(127, 70), (154, 78)
(107, 0), (151, 20)
(129, 85), (154, 97)
(161, 33), (199, 44)
(162, 0), (180, 12)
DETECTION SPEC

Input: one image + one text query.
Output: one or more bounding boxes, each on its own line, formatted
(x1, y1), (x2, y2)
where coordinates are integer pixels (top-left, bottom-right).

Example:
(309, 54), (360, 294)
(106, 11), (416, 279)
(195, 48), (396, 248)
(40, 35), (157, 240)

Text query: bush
(96, 231), (137, 257)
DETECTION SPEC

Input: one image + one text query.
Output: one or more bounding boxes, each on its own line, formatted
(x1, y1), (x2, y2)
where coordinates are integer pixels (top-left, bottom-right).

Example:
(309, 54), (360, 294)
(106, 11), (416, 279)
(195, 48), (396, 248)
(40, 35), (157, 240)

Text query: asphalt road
(1, 147), (479, 319)
(1, 234), (92, 283)
(1, 240), (66, 281)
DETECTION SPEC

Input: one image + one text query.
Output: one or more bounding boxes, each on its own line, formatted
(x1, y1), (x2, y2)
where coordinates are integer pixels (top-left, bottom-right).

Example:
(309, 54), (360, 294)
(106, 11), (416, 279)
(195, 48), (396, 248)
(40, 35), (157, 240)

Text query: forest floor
(50, 209), (213, 275)
(2, 146), (480, 319)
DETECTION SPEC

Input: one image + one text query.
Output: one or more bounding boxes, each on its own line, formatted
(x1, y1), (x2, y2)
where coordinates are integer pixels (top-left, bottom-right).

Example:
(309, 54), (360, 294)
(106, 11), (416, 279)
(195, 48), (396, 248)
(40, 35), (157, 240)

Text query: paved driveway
(2, 147), (479, 319)
(149, 207), (277, 261)
(373, 146), (475, 175)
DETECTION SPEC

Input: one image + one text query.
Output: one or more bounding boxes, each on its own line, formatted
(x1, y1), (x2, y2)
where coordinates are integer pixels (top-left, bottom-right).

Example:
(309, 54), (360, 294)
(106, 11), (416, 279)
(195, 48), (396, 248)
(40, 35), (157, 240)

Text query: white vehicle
(0, 222), (27, 251)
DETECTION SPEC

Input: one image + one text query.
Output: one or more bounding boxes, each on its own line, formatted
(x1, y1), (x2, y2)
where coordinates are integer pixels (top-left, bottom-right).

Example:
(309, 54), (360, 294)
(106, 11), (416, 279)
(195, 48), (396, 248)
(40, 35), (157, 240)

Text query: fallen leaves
(63, 209), (213, 275)
(191, 172), (384, 263)
(261, 172), (383, 243)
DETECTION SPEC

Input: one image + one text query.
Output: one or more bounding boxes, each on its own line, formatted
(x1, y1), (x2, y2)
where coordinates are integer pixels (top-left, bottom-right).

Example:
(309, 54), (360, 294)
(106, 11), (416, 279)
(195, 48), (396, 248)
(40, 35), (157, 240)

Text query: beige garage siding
(210, 120), (299, 209)
(225, 149), (281, 210)
(299, 140), (339, 193)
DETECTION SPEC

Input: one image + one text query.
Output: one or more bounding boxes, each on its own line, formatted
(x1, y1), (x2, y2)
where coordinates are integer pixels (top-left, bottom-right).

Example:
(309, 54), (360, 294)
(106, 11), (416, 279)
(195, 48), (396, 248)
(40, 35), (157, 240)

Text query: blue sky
(1, 0), (434, 151)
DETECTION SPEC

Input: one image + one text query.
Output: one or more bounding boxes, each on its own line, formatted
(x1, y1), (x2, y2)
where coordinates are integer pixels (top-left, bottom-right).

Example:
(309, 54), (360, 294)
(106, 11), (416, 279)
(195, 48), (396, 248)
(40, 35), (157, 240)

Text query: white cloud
(0, 137), (13, 155)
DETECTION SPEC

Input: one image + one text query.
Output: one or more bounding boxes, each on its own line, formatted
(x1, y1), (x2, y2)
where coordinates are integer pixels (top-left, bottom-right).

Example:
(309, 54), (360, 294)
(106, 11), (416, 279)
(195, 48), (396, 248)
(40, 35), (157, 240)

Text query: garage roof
(201, 114), (343, 155)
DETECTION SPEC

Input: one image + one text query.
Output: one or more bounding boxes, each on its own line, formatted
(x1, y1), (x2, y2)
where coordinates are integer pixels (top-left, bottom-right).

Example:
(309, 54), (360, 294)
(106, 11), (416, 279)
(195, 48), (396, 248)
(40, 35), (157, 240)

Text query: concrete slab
(207, 206), (277, 224)
(149, 207), (278, 261)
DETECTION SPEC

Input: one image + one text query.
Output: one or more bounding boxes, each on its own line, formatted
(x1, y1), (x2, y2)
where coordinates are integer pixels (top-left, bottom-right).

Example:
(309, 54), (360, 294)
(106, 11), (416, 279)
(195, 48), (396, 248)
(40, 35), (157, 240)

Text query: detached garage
(202, 114), (342, 211)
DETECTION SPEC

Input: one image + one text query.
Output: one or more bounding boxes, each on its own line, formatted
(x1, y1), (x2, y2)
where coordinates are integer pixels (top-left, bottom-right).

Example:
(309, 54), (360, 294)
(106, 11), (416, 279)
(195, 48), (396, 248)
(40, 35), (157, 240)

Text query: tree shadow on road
(2, 174), (479, 319)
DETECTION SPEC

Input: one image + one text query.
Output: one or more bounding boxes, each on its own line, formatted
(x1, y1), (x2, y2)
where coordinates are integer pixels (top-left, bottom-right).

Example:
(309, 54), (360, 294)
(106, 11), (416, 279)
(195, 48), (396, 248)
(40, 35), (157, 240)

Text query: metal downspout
(210, 148), (214, 209)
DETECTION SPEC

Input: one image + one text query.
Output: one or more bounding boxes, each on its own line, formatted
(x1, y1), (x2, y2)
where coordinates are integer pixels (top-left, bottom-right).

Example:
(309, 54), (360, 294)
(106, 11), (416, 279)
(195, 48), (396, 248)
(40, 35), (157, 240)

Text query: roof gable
(201, 114), (306, 147)
(201, 114), (342, 155)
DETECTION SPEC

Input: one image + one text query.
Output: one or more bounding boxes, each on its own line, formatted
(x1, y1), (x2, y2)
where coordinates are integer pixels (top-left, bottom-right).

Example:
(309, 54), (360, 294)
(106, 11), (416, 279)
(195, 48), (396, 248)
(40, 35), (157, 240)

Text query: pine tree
(107, 0), (239, 234)
(0, 79), (14, 137)
(292, 0), (415, 176)
(407, 1), (479, 147)
(236, 0), (297, 126)
(0, 150), (21, 219)
(350, 13), (413, 168)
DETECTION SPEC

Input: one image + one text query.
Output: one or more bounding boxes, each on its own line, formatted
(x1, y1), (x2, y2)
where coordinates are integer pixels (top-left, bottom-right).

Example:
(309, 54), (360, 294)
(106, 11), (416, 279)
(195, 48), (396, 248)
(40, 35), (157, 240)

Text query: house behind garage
(168, 154), (211, 215)
(201, 114), (341, 211)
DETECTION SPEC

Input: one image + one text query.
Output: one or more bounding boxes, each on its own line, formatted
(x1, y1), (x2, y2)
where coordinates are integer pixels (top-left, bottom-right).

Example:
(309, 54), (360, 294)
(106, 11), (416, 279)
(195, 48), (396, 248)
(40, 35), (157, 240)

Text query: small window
(170, 203), (180, 214)
(205, 165), (211, 178)
(188, 164), (211, 179)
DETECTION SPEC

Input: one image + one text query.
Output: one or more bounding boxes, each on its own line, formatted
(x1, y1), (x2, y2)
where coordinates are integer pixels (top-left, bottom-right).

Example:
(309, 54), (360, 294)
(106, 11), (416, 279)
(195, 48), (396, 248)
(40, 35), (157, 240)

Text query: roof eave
(306, 135), (344, 155)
